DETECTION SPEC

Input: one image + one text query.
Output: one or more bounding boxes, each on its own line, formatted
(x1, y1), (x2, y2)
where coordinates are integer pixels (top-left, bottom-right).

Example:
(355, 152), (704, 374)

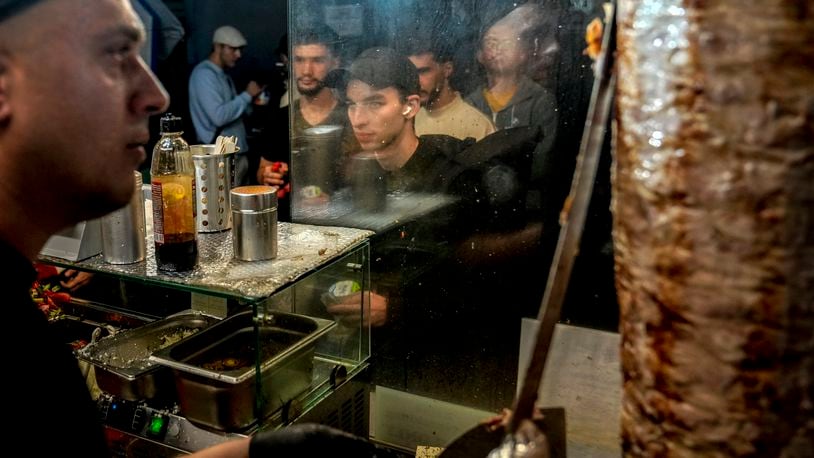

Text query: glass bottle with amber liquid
(151, 113), (198, 271)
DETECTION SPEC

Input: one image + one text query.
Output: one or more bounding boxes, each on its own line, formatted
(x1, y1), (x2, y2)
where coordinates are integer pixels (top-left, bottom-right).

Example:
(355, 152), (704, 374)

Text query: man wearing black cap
(346, 47), (479, 191)
(335, 49), (544, 407)
(327, 47), (489, 330)
(0, 1), (394, 456)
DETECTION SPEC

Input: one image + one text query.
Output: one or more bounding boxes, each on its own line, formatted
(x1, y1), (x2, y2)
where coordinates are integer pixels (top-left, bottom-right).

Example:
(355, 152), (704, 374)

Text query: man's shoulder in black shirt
(393, 134), (476, 194)
(2, 240), (109, 456)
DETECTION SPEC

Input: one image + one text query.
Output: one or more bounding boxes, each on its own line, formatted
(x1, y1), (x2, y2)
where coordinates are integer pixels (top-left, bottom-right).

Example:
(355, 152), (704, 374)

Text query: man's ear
(0, 55), (11, 124)
(442, 61), (453, 79)
(404, 95), (420, 119)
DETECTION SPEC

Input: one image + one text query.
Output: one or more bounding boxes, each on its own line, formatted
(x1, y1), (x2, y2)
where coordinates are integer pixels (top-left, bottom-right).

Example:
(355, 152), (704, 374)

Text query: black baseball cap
(0, 0), (45, 23)
(348, 47), (420, 97)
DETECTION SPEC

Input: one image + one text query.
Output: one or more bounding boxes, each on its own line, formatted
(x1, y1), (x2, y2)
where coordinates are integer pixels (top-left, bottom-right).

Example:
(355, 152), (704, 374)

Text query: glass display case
(39, 223), (373, 454)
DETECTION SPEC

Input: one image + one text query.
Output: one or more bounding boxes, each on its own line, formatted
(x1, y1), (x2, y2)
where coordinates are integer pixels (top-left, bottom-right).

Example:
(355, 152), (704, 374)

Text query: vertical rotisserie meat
(614, 1), (814, 456)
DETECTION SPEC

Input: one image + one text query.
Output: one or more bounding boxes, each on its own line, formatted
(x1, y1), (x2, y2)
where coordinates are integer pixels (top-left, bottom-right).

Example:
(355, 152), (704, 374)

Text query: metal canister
(293, 125), (343, 203)
(231, 185), (278, 261)
(191, 144), (236, 232)
(101, 171), (146, 264)
(350, 153), (387, 212)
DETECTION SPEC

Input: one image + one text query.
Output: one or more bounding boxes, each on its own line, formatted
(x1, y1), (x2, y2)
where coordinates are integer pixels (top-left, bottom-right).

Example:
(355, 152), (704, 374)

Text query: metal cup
(296, 125), (343, 200)
(191, 144), (238, 232)
(350, 153), (387, 212)
(101, 171), (146, 264)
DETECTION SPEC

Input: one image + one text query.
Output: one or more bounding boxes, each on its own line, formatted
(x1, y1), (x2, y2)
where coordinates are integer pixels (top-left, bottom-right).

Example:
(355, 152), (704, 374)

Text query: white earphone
(402, 106), (413, 115)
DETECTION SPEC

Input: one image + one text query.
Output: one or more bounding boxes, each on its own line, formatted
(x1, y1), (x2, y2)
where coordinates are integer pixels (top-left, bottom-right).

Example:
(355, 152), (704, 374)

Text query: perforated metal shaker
(231, 185), (278, 261)
(191, 144), (236, 232)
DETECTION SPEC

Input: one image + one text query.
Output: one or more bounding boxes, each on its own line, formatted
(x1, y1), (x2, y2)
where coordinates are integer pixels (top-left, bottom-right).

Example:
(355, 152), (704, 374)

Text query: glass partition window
(141, 0), (613, 420)
(281, 0), (609, 413)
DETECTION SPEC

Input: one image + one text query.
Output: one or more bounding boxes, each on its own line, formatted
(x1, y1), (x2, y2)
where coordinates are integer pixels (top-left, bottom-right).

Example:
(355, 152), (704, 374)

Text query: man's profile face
(346, 81), (414, 170)
(1, 0), (168, 221)
(293, 43), (337, 97)
(478, 22), (527, 75)
(407, 53), (450, 107)
(218, 43), (243, 68)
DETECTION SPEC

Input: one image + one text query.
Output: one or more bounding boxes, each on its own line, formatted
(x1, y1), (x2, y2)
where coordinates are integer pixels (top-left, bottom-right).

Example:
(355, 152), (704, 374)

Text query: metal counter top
(41, 222), (373, 301)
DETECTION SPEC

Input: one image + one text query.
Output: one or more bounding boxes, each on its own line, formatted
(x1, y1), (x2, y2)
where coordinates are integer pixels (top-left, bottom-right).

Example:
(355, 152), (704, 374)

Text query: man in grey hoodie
(466, 4), (559, 212)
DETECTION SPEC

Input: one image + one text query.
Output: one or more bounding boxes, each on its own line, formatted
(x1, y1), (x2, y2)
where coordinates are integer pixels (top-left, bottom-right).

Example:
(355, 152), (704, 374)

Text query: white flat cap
(213, 25), (247, 48)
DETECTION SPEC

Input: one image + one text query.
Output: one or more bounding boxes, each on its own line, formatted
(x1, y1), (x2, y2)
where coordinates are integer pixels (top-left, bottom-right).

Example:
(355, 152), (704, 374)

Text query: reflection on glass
(281, 0), (608, 416)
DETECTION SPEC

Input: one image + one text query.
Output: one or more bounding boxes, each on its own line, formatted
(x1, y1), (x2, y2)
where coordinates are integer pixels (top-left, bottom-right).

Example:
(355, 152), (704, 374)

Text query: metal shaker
(191, 144), (236, 232)
(231, 186), (278, 261)
(350, 153), (387, 212)
(295, 125), (343, 201)
(101, 171), (146, 264)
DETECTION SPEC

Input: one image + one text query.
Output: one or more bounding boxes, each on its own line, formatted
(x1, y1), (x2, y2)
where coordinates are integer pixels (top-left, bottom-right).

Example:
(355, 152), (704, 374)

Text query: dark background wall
(142, 0), (288, 163)
(183, 0), (287, 88)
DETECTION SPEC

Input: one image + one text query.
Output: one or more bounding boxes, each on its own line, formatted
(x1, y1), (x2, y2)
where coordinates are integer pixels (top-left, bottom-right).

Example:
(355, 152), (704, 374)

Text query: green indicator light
(149, 416), (165, 435)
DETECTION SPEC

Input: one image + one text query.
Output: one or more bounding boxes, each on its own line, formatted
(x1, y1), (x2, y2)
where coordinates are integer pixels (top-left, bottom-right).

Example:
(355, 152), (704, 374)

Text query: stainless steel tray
(150, 310), (335, 431)
(78, 310), (218, 401)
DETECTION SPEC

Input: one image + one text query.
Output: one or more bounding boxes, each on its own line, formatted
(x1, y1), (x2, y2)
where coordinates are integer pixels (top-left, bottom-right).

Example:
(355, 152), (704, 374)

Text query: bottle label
(151, 181), (165, 244)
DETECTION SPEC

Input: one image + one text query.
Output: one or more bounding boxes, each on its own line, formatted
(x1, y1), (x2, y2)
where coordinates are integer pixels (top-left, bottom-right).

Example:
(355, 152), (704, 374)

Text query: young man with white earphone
(337, 47), (551, 412)
(345, 47), (476, 178)
(333, 47), (489, 332)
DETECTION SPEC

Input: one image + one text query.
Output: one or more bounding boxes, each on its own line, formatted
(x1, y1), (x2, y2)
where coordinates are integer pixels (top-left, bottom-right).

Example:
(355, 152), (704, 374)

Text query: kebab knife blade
(508, 2), (618, 436)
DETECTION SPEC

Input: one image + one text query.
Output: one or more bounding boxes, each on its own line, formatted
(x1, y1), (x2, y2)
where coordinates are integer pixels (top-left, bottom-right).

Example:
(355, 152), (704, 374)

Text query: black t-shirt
(5, 241), (108, 457)
(259, 99), (360, 222)
(369, 135), (487, 323)
(377, 135), (487, 247)
(385, 135), (474, 194)
(369, 136), (494, 393)
(387, 134), (504, 224)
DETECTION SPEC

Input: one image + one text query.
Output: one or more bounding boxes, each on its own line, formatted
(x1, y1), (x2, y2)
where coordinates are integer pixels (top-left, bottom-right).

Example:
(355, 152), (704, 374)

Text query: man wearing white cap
(189, 24), (264, 185)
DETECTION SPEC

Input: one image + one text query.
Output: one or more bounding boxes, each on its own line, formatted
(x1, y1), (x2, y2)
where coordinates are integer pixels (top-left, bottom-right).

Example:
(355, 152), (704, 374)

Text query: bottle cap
(159, 113), (183, 134)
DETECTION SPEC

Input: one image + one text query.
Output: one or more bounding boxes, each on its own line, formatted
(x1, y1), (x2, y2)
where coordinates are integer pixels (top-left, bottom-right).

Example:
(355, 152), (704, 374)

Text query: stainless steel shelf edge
(40, 222), (373, 302)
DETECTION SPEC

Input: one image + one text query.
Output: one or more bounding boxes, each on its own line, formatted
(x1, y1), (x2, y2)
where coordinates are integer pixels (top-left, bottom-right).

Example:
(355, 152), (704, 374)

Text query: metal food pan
(150, 310), (335, 431)
(78, 310), (218, 401)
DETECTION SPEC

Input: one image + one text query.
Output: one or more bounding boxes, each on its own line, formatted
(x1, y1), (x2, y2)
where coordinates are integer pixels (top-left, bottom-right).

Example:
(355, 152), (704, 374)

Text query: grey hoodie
(466, 76), (558, 155)
(466, 77), (559, 209)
